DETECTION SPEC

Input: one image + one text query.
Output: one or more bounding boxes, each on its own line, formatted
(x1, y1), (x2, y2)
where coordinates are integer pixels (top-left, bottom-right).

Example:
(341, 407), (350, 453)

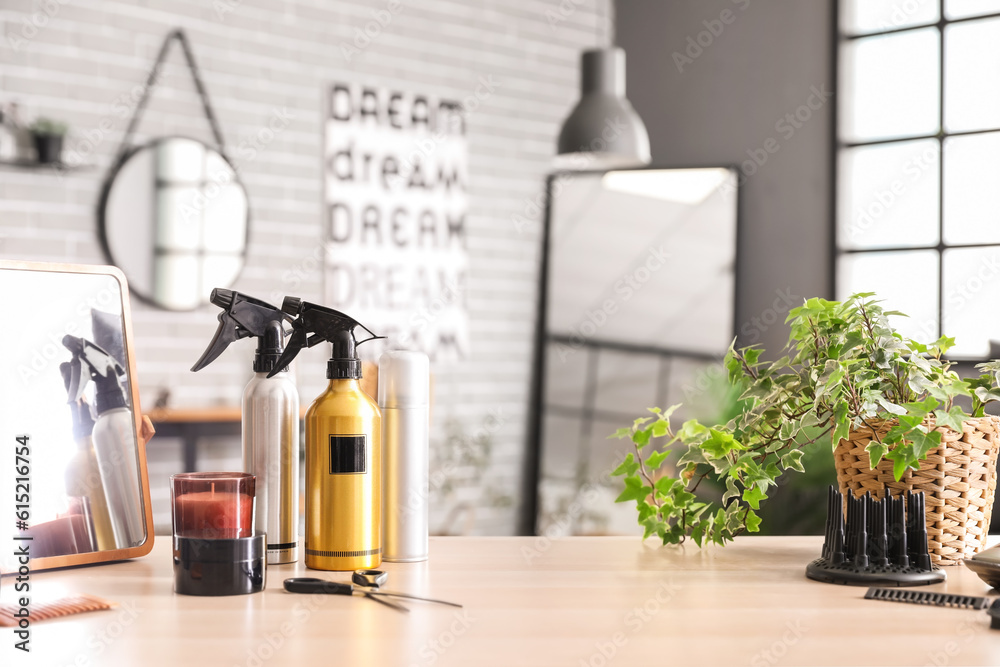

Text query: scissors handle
(283, 577), (462, 609)
(353, 569), (388, 588)
(284, 578), (354, 596)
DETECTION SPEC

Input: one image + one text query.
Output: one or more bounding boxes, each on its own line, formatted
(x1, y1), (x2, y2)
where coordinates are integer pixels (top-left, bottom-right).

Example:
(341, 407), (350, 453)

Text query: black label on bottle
(329, 435), (366, 474)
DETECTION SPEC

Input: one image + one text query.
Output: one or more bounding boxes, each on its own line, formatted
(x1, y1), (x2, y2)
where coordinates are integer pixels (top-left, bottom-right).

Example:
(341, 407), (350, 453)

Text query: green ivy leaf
(779, 419), (799, 441)
(889, 450), (911, 482)
(742, 484), (767, 510)
(780, 449), (805, 473)
(654, 476), (676, 496)
(831, 401), (851, 447)
(975, 386), (1000, 405)
(691, 520), (707, 546)
(611, 453), (639, 477)
(673, 487), (696, 505)
(876, 397), (907, 416)
(934, 406), (966, 432)
(866, 441), (889, 468)
(609, 427), (632, 440)
(932, 335), (956, 356)
(701, 429), (743, 458)
(636, 501), (657, 522)
(677, 419), (709, 443)
(722, 477), (740, 504)
(903, 396), (939, 419)
(745, 509), (762, 533)
(641, 516), (660, 540)
(615, 476), (652, 503)
(677, 445), (707, 467)
(909, 427), (942, 461)
(632, 429), (652, 449)
(645, 449), (671, 470)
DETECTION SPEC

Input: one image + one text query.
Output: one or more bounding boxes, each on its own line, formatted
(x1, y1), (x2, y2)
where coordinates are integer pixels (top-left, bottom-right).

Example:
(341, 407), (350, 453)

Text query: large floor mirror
(522, 167), (739, 536)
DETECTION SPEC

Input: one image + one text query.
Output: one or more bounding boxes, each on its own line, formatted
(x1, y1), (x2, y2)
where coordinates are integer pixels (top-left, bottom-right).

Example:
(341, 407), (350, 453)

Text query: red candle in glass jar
(171, 472), (255, 539)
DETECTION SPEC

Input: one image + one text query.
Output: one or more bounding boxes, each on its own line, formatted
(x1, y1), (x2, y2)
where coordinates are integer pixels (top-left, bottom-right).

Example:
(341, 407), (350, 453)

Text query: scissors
(284, 570), (462, 613)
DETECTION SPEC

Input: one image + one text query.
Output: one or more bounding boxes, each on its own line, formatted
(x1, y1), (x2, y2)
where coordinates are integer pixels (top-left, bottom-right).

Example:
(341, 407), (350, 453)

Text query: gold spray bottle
(267, 298), (384, 571)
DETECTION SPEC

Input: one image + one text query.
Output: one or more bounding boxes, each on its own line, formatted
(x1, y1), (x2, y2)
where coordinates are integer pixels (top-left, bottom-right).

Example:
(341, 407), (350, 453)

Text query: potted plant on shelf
(611, 293), (1000, 564)
(29, 117), (68, 164)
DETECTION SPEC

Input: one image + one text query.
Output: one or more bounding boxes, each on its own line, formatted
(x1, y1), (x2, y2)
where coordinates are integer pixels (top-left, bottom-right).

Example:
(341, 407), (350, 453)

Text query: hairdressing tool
(806, 486), (944, 586)
(379, 350), (431, 563)
(283, 577), (462, 611)
(62, 334), (142, 549)
(269, 297), (385, 571)
(965, 543), (1000, 589)
(62, 335), (126, 410)
(60, 361), (115, 551)
(353, 569), (388, 588)
(192, 289), (300, 565)
(0, 594), (116, 627)
(865, 587), (1000, 628)
(265, 297), (384, 379)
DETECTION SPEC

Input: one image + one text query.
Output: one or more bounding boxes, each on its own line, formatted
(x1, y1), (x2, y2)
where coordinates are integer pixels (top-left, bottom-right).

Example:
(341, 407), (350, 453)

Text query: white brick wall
(0, 0), (605, 534)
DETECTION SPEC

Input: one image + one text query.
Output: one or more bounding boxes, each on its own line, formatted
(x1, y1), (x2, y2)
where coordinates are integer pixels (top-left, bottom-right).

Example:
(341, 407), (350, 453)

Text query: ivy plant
(611, 293), (1000, 547)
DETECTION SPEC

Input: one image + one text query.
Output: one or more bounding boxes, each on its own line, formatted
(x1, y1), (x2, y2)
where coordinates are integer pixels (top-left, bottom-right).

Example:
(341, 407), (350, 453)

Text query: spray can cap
(378, 351), (429, 409)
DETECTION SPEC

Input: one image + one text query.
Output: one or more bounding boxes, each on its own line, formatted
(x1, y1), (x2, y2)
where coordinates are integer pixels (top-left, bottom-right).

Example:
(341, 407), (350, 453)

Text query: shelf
(0, 158), (94, 172)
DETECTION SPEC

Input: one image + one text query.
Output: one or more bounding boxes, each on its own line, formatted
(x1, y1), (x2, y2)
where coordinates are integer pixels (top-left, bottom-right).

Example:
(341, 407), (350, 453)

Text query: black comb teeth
(806, 486), (945, 587)
(865, 587), (991, 610)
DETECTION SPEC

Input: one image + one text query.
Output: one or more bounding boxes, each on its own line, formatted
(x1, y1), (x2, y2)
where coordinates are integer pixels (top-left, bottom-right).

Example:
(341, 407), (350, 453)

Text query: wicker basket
(833, 415), (1000, 565)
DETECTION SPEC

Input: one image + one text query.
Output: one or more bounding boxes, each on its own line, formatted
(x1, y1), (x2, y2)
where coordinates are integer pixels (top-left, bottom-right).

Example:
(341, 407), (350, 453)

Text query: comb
(865, 587), (992, 610)
(865, 587), (1000, 629)
(0, 594), (117, 626)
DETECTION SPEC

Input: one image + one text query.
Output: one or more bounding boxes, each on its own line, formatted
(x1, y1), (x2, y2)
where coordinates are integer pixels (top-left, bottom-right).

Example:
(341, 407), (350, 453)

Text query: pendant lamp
(555, 46), (651, 170)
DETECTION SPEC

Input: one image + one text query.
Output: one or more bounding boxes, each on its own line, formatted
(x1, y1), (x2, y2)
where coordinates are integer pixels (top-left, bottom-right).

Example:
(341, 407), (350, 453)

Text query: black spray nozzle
(191, 289), (290, 374)
(266, 298), (384, 380)
(60, 361), (96, 441)
(62, 335), (127, 416)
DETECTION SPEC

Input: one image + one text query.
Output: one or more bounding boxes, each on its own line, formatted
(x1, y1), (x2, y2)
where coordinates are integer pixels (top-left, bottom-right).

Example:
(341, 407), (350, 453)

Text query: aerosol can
(192, 289), (300, 564)
(267, 297), (383, 571)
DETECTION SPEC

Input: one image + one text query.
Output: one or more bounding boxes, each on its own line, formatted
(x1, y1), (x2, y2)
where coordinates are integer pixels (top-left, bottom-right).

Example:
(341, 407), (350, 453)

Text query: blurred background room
(4, 0), (999, 541)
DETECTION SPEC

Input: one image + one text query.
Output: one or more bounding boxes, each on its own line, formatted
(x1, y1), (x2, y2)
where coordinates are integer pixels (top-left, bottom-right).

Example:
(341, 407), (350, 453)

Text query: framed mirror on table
(0, 260), (155, 572)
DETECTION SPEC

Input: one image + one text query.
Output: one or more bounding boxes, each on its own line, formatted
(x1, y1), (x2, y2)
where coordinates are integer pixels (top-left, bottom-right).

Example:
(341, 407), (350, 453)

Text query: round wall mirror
(98, 137), (250, 310)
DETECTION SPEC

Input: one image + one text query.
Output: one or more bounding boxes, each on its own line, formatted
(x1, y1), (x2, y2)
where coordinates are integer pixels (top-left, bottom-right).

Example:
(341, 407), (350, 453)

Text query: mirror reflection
(0, 268), (146, 567)
(101, 137), (249, 310)
(537, 167), (738, 535)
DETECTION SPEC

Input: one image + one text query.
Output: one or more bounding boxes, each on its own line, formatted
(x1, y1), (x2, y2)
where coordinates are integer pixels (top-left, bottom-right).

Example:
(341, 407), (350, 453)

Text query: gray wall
(616, 0), (834, 355)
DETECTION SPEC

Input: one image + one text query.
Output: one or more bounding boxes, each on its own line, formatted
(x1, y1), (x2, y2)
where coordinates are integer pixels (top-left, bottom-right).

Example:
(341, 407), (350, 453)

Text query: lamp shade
(555, 47), (651, 170)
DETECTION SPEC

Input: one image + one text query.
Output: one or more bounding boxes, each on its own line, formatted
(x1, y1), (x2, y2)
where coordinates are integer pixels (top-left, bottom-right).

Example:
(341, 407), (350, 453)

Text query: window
(837, 0), (1000, 359)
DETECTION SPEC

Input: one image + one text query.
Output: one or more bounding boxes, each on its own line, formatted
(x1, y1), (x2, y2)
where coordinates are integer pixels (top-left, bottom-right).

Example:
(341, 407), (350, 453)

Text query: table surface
(4, 535), (1000, 666)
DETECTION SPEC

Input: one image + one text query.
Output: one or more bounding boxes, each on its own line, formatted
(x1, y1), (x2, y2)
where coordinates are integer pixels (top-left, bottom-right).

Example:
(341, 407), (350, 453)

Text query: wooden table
(4, 536), (1000, 666)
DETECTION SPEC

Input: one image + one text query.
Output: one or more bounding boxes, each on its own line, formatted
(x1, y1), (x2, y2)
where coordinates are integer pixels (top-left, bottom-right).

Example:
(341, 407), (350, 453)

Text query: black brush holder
(805, 486), (945, 586)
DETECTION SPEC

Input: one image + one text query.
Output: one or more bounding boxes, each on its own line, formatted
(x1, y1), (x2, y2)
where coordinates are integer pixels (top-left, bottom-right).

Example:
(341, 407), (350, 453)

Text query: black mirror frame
(96, 134), (251, 312)
(518, 164), (743, 536)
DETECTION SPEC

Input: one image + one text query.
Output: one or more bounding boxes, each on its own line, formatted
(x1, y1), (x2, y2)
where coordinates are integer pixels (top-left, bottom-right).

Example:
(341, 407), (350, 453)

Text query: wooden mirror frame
(0, 259), (155, 571)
